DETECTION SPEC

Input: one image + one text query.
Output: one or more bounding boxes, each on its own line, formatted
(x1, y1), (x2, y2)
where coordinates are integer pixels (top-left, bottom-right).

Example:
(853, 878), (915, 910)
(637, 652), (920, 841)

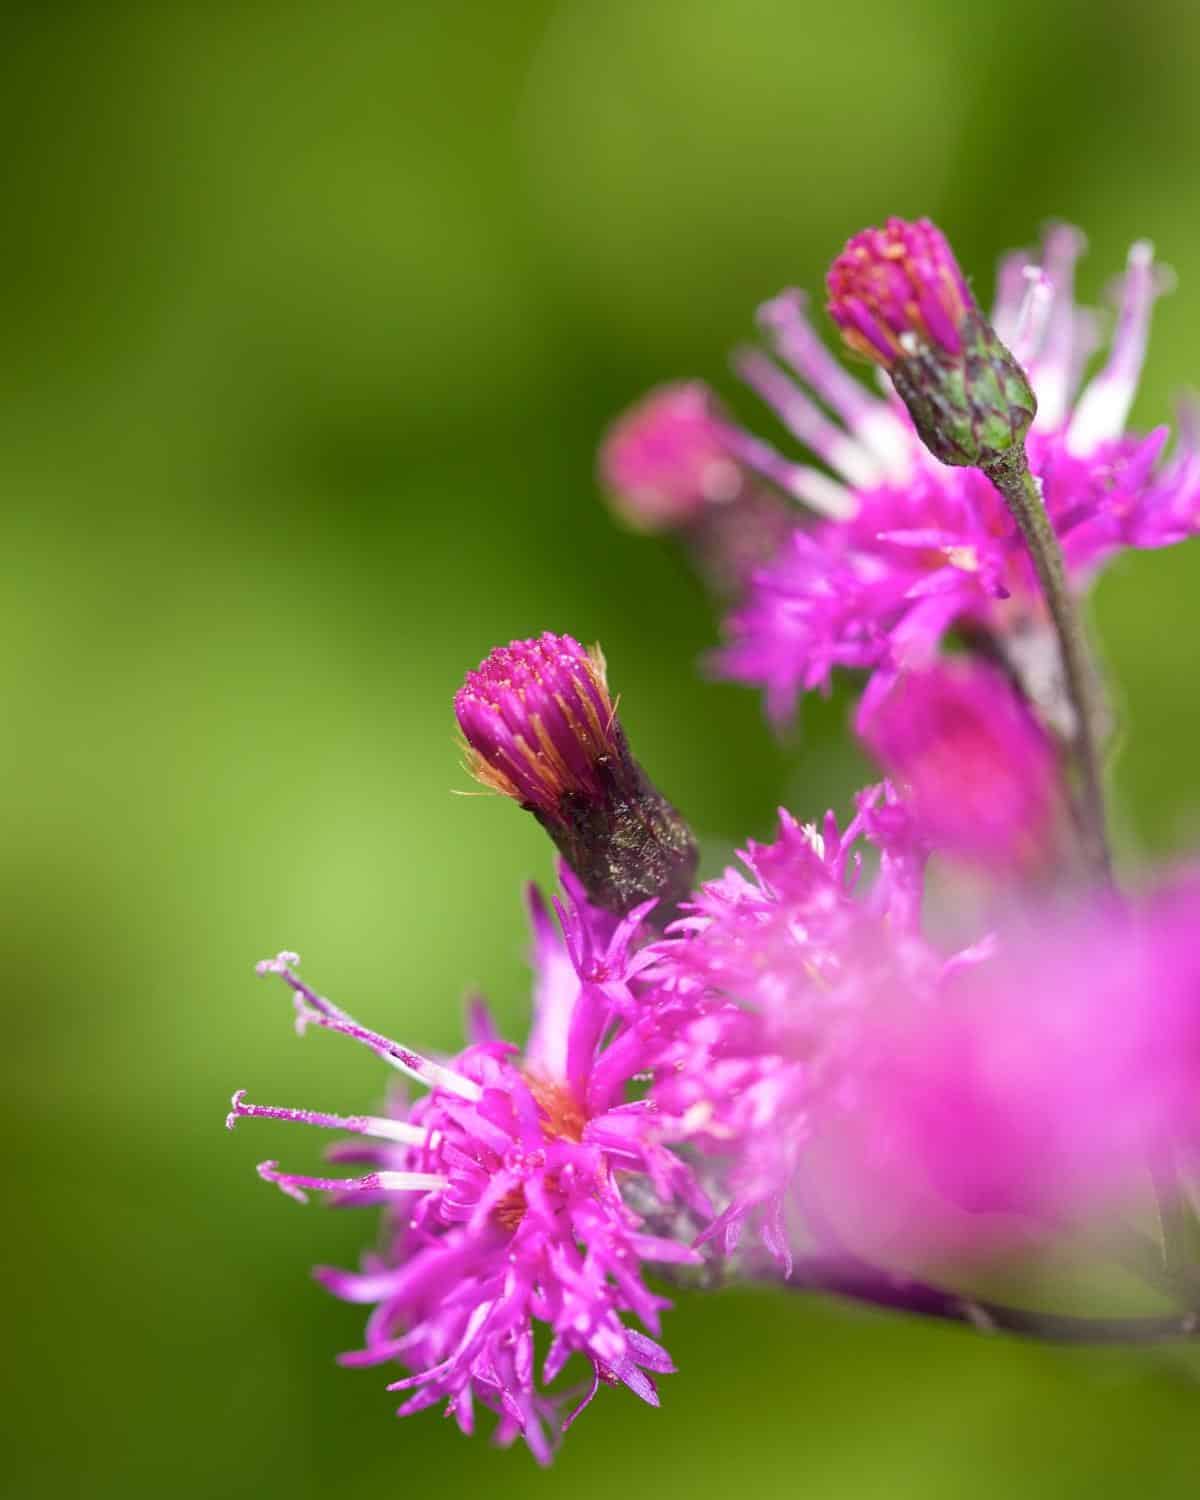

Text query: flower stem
(980, 458), (1197, 1273)
(982, 447), (1112, 881)
(785, 1255), (1200, 1345)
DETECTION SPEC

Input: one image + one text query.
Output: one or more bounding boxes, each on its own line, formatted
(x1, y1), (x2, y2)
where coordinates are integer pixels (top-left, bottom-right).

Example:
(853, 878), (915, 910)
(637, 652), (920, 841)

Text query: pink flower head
(855, 659), (1063, 873)
(230, 882), (711, 1461)
(598, 381), (743, 532)
(643, 786), (959, 1268)
(816, 874), (1200, 1259)
(713, 226), (1195, 723)
(456, 633), (697, 915)
(827, 217), (974, 365)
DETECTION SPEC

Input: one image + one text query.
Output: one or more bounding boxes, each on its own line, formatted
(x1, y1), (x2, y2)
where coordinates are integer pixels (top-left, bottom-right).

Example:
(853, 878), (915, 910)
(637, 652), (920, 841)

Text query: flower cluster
(642, 787), (947, 1268)
(604, 222), (1195, 726)
(231, 217), (1200, 1462)
(232, 882), (706, 1459)
(822, 872), (1200, 1250)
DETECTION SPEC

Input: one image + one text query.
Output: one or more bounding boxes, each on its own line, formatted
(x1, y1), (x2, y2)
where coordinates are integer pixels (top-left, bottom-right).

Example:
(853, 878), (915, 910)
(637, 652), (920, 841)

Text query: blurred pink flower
(808, 875), (1200, 1260)
(597, 381), (802, 595)
(598, 381), (745, 532)
(855, 658), (1064, 873)
(643, 786), (958, 1269)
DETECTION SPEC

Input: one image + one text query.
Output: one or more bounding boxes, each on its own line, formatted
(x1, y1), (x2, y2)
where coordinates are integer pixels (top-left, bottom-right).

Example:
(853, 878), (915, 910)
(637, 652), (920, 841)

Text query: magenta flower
(713, 225), (1195, 723)
(233, 213), (1200, 1455)
(813, 874), (1200, 1259)
(646, 804), (1200, 1269)
(229, 880), (711, 1461)
(643, 786), (968, 1268)
(455, 633), (697, 915)
(855, 659), (1064, 873)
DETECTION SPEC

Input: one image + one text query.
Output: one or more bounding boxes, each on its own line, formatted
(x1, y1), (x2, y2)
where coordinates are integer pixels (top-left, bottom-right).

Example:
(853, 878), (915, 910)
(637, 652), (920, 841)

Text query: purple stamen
(257, 1160), (449, 1205)
(226, 1089), (431, 1145)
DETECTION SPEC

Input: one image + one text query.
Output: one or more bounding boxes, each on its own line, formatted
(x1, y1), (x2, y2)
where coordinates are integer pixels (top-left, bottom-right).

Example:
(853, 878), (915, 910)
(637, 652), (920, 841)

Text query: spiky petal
(233, 890), (712, 1460)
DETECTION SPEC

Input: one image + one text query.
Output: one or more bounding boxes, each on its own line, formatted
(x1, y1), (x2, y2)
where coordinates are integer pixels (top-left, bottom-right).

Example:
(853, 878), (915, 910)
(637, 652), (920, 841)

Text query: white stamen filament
(376, 1171), (450, 1193)
(361, 1117), (439, 1146)
(1067, 241), (1158, 455)
(1011, 268), (1052, 366)
(790, 467), (858, 520)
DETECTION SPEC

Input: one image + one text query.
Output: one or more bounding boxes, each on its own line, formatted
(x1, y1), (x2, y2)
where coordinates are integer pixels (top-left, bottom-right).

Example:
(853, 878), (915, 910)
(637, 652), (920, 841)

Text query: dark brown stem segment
(982, 447), (1112, 881)
(785, 1255), (1200, 1345)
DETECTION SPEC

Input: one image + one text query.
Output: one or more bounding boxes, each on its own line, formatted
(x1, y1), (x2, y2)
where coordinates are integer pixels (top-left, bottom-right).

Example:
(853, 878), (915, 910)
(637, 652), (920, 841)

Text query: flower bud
(598, 383), (797, 597)
(456, 633), (698, 916)
(598, 382), (743, 533)
(827, 218), (1037, 468)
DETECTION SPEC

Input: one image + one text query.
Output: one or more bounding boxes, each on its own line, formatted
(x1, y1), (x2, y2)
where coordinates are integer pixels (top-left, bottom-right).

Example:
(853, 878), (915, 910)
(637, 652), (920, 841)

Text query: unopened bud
(598, 382), (743, 534)
(456, 633), (698, 915)
(827, 218), (1036, 467)
(598, 382), (797, 597)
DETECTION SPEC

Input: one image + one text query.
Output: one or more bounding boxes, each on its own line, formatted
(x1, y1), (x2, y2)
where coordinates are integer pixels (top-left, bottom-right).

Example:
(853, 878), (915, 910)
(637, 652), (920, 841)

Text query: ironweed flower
(233, 215), (1200, 1462)
(456, 633), (697, 916)
(816, 874), (1200, 1259)
(648, 812), (1200, 1268)
(230, 880), (711, 1461)
(712, 225), (1195, 724)
(642, 786), (975, 1268)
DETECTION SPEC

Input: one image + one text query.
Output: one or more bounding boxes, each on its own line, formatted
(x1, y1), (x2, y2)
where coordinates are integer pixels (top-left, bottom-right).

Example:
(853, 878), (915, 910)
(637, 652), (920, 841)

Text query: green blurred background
(7, 1), (1200, 1494)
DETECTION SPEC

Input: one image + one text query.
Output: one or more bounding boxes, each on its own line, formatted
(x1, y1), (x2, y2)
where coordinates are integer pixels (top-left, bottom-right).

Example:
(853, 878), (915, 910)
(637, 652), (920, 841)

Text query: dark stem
(785, 1255), (1200, 1345)
(982, 447), (1112, 881)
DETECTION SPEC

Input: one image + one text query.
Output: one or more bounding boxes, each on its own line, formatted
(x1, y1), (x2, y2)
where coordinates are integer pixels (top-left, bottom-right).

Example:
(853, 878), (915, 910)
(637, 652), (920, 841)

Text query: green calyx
(889, 309), (1037, 469)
